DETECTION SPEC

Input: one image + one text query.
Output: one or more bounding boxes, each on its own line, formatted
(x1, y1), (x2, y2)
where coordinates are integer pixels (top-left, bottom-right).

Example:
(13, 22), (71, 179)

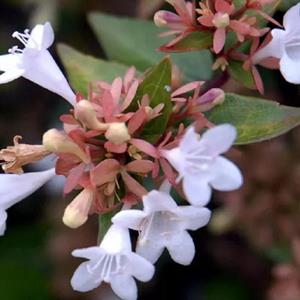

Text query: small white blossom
(162, 124), (243, 206)
(71, 224), (155, 300)
(0, 168), (55, 235)
(112, 184), (211, 265)
(0, 22), (76, 105)
(253, 3), (300, 84)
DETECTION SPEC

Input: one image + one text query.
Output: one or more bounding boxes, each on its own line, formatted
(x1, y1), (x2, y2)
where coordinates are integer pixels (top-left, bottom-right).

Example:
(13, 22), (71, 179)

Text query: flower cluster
(0, 22), (243, 299)
(155, 1), (300, 92)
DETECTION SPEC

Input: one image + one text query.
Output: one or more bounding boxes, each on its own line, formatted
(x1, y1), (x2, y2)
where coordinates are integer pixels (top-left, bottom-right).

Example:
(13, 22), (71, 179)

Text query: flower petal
(0, 168), (55, 210)
(72, 246), (104, 260)
(166, 230), (195, 265)
(283, 3), (300, 34)
(22, 50), (76, 105)
(200, 124), (236, 156)
(29, 22), (54, 50)
(100, 224), (132, 253)
(280, 51), (300, 84)
(177, 206), (211, 231)
(127, 252), (155, 282)
(210, 156), (243, 191)
(110, 274), (137, 300)
(180, 126), (200, 153)
(136, 237), (164, 264)
(0, 68), (25, 84)
(71, 261), (102, 292)
(253, 29), (285, 63)
(183, 176), (211, 206)
(0, 210), (7, 236)
(112, 210), (147, 230)
(143, 190), (177, 213)
(213, 28), (226, 54)
(0, 54), (21, 72)
(0, 169), (55, 235)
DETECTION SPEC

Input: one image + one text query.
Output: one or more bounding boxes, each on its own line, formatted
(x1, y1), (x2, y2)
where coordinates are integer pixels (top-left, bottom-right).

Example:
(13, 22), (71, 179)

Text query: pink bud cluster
(42, 67), (224, 228)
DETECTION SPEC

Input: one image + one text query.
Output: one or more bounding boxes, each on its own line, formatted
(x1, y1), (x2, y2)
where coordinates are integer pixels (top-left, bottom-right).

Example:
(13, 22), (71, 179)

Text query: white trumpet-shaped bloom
(0, 22), (76, 105)
(253, 3), (300, 84)
(71, 224), (155, 300)
(112, 185), (211, 265)
(0, 168), (56, 235)
(162, 124), (243, 206)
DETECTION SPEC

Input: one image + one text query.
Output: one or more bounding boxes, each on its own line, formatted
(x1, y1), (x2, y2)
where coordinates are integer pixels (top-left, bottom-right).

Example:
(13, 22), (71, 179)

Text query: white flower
(162, 124), (243, 206)
(0, 168), (55, 235)
(71, 224), (155, 300)
(0, 22), (76, 105)
(112, 184), (211, 265)
(253, 3), (300, 84)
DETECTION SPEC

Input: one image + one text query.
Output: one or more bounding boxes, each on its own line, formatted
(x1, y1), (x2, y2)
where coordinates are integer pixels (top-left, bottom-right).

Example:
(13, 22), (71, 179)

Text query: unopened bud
(105, 123), (131, 145)
(74, 100), (108, 131)
(213, 13), (230, 28)
(154, 10), (182, 29)
(154, 11), (168, 27)
(43, 129), (90, 163)
(62, 188), (94, 229)
(196, 88), (225, 112)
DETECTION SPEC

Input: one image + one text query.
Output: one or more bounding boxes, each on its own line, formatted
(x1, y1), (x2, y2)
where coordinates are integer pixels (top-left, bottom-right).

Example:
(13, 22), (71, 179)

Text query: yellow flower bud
(105, 123), (131, 145)
(74, 100), (108, 131)
(43, 129), (90, 163)
(62, 188), (94, 229)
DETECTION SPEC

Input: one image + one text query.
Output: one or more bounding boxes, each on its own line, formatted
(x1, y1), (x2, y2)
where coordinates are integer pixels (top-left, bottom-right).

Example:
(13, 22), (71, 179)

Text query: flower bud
(105, 123), (131, 145)
(213, 13), (230, 28)
(154, 10), (183, 29)
(195, 88), (225, 112)
(154, 11), (168, 27)
(62, 188), (94, 229)
(74, 100), (108, 131)
(43, 129), (90, 163)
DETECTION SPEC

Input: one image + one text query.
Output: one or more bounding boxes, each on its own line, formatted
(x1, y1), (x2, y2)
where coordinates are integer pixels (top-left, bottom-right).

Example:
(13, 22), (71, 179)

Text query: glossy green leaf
(134, 57), (172, 143)
(206, 93), (300, 144)
(88, 12), (213, 81)
(57, 43), (128, 95)
(228, 61), (255, 90)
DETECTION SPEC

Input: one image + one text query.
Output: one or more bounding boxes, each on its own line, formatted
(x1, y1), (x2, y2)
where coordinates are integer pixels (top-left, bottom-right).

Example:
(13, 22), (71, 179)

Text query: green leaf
(228, 61), (255, 90)
(88, 12), (213, 81)
(134, 57), (172, 143)
(159, 31), (213, 52)
(98, 211), (115, 243)
(206, 93), (300, 144)
(57, 43), (128, 95)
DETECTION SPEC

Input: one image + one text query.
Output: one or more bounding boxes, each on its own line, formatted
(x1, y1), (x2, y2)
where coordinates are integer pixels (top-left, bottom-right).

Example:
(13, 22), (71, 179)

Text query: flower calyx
(0, 135), (50, 174)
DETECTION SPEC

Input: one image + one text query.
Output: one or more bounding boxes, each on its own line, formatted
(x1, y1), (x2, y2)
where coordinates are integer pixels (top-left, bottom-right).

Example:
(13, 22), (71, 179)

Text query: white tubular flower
(0, 22), (76, 105)
(162, 124), (243, 206)
(71, 224), (155, 300)
(0, 168), (56, 235)
(112, 185), (211, 265)
(253, 3), (300, 84)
